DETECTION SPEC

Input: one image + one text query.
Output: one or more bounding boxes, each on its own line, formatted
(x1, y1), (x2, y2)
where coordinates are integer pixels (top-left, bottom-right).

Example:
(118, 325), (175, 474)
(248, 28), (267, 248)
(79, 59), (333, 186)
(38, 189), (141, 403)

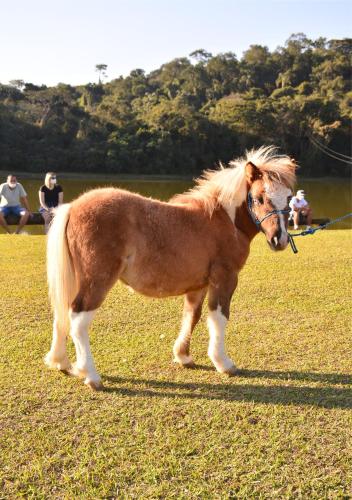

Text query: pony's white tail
(47, 204), (77, 330)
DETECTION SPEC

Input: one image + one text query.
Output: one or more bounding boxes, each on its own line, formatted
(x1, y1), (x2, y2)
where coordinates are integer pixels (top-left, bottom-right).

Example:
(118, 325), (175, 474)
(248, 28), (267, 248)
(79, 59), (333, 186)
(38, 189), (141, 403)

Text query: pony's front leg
(44, 315), (71, 372)
(207, 272), (238, 375)
(173, 288), (207, 367)
(69, 310), (103, 390)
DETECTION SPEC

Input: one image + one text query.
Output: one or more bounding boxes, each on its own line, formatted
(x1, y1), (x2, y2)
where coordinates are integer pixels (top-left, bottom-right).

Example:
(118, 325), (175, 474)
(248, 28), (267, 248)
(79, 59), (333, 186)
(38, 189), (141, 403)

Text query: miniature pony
(45, 146), (296, 390)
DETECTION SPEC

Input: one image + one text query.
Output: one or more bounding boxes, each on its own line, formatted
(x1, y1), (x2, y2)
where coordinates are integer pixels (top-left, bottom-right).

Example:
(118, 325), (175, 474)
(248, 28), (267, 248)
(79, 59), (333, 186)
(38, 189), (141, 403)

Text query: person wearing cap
(0, 174), (31, 234)
(38, 172), (64, 234)
(289, 189), (313, 230)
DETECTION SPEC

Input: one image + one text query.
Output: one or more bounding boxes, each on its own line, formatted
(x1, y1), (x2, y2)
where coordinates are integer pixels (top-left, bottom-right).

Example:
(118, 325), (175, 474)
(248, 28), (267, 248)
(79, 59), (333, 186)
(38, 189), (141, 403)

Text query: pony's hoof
(182, 360), (196, 369)
(44, 353), (71, 372)
(85, 379), (104, 391)
(223, 365), (239, 376)
(174, 359), (196, 369)
(173, 354), (195, 368)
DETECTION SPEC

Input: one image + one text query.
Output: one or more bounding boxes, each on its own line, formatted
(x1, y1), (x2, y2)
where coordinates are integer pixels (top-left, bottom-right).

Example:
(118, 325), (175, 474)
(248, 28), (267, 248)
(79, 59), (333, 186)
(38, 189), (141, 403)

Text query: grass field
(0, 231), (351, 498)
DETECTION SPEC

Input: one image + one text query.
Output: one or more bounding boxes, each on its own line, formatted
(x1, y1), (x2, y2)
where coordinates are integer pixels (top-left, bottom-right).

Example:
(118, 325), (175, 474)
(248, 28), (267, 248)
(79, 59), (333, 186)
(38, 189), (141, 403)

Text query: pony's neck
(220, 199), (239, 223)
(234, 201), (259, 242)
(215, 168), (248, 223)
(173, 165), (249, 221)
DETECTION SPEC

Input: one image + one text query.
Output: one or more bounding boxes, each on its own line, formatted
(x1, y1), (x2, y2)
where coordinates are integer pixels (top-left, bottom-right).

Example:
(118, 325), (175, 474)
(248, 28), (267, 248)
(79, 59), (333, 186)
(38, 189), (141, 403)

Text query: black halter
(247, 191), (290, 230)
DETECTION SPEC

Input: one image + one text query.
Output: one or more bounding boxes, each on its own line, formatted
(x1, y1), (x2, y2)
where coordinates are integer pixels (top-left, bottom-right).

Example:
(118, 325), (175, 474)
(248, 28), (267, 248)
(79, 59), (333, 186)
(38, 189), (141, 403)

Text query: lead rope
(288, 212), (352, 254)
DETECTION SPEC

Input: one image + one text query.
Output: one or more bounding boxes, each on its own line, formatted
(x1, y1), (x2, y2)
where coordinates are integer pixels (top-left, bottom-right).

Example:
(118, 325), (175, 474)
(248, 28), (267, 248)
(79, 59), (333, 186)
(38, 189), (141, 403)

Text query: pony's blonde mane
(173, 145), (297, 216)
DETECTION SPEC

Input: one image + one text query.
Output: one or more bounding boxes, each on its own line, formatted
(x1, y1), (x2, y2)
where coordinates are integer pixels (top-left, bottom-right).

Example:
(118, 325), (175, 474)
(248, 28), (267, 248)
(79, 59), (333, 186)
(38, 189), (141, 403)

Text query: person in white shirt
(289, 189), (312, 230)
(0, 175), (32, 234)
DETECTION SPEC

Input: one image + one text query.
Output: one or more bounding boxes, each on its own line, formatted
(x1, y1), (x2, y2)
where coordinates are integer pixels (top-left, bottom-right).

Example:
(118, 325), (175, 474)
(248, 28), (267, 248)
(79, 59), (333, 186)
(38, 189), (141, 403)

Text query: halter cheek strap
(247, 192), (290, 230)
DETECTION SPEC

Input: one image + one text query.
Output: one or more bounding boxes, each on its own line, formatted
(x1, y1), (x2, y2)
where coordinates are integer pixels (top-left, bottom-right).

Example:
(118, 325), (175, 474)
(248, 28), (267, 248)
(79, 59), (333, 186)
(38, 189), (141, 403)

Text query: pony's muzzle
(268, 233), (289, 251)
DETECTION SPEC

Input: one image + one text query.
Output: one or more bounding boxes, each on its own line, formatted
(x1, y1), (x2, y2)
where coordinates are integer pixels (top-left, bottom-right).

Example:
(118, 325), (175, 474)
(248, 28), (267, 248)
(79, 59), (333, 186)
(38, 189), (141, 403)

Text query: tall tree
(189, 49), (213, 63)
(95, 64), (108, 84)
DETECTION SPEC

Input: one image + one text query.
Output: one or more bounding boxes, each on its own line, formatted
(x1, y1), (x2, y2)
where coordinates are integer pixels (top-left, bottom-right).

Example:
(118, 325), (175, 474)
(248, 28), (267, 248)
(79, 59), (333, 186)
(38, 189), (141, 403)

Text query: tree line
(0, 34), (351, 176)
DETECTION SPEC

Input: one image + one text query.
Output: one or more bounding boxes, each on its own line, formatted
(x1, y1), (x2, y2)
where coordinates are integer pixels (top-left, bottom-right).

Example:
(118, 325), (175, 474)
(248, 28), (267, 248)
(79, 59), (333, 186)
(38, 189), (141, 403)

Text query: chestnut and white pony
(45, 146), (296, 390)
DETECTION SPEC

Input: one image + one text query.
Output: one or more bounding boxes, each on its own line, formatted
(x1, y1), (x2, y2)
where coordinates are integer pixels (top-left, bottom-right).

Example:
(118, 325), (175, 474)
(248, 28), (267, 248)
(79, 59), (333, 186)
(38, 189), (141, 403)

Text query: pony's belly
(119, 272), (207, 298)
(118, 244), (210, 298)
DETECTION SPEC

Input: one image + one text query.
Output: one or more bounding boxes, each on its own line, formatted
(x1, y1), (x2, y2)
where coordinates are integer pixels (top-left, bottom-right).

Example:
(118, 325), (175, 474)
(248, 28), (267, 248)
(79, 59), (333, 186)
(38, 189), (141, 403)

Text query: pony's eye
(256, 196), (264, 205)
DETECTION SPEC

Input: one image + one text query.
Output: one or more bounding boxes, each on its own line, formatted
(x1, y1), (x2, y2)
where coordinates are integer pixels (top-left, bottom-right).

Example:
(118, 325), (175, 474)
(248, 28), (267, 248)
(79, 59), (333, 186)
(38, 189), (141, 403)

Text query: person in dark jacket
(39, 172), (64, 233)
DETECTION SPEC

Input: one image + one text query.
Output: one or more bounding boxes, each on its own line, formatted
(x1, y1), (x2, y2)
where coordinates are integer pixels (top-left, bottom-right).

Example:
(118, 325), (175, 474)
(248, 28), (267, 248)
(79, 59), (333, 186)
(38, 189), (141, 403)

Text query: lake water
(1, 175), (351, 234)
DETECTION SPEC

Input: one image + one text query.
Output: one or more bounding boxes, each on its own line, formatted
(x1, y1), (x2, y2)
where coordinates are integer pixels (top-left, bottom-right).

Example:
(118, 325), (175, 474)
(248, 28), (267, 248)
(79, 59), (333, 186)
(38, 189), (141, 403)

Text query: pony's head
(245, 158), (295, 251)
(172, 145), (297, 251)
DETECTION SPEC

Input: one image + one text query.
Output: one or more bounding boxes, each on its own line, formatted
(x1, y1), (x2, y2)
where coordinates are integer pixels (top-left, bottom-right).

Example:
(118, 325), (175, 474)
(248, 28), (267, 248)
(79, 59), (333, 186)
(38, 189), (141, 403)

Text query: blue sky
(1, 0), (351, 87)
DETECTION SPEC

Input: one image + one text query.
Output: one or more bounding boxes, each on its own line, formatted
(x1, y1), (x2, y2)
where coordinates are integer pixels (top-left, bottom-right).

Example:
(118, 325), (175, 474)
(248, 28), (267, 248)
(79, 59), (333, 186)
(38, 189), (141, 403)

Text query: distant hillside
(0, 34), (351, 176)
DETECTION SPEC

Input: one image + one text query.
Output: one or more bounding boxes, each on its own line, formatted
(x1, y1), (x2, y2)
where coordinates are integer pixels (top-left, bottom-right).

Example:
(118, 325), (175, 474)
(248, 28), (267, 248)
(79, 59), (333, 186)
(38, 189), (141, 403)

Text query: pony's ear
(245, 162), (262, 184)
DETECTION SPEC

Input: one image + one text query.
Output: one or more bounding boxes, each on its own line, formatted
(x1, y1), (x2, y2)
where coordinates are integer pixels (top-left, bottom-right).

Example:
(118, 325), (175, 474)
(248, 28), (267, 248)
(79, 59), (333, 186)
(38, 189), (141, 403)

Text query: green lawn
(0, 231), (351, 498)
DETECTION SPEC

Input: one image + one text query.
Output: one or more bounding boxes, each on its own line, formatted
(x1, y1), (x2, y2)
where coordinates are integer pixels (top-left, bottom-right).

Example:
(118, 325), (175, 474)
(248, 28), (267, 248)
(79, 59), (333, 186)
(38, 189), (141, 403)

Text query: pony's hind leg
(69, 309), (103, 390)
(44, 315), (71, 372)
(173, 288), (207, 368)
(66, 259), (121, 390)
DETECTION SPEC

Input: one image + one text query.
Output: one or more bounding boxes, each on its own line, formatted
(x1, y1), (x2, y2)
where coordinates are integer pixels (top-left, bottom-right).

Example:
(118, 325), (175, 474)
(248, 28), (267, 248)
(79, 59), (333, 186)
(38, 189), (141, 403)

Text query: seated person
(289, 189), (312, 230)
(0, 175), (31, 234)
(39, 172), (63, 234)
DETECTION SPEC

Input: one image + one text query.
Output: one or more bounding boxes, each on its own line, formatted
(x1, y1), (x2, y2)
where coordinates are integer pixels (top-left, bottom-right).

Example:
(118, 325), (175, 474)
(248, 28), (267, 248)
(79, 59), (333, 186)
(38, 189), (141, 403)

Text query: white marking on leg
(207, 305), (235, 373)
(69, 310), (101, 386)
(173, 311), (194, 365)
(44, 315), (71, 371)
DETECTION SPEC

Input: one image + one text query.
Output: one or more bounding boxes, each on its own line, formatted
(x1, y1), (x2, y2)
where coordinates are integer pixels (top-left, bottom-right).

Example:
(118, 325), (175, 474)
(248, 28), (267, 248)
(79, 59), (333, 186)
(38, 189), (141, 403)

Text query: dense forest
(0, 34), (351, 176)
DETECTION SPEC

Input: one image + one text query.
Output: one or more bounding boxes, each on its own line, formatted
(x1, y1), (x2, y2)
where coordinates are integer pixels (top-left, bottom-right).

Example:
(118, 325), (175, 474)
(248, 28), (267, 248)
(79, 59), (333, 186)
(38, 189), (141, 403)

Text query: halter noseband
(247, 191), (290, 230)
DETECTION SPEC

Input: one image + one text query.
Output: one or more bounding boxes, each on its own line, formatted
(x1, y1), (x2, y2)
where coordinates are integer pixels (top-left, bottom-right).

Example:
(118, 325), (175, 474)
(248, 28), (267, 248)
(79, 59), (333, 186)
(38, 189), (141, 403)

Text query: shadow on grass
(231, 368), (352, 386)
(178, 366), (352, 386)
(102, 369), (352, 409)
